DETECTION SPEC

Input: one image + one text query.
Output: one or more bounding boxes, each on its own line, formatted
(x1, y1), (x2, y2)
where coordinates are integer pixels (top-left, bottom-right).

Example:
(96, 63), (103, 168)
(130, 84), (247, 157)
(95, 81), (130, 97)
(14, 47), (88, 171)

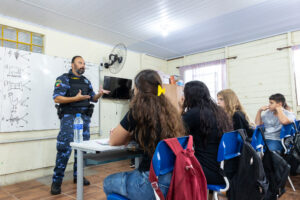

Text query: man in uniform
(51, 55), (109, 195)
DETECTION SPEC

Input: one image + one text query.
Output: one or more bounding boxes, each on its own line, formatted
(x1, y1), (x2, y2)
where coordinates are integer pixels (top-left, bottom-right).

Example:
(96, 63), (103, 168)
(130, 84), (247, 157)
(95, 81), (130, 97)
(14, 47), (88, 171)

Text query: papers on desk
(96, 138), (110, 145)
(70, 138), (140, 152)
(71, 139), (126, 152)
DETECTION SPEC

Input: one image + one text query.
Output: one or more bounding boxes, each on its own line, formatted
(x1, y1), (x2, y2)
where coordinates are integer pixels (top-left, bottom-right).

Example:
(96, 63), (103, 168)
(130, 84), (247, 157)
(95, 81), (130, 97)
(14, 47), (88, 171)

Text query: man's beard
(76, 68), (85, 75)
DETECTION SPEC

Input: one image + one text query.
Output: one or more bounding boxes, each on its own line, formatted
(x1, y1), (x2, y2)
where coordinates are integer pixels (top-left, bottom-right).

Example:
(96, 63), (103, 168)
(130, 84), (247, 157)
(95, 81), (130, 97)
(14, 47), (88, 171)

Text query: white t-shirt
(262, 110), (296, 140)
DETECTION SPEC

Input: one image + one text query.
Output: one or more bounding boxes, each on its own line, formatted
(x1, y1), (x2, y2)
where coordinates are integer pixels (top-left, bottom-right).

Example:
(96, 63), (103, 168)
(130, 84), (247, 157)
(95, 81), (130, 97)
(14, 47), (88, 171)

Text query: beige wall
(141, 54), (168, 73)
(0, 16), (166, 186)
(167, 31), (300, 121)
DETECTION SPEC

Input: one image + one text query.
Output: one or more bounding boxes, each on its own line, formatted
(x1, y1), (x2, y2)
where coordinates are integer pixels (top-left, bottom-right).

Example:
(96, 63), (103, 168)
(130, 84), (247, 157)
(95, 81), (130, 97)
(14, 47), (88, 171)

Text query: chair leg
(212, 191), (218, 200)
(288, 176), (296, 192)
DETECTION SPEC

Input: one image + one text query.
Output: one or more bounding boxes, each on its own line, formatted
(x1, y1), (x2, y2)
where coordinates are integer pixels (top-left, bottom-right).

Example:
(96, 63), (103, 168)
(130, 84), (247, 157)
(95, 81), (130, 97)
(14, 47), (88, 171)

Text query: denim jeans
(103, 169), (172, 200)
(266, 139), (283, 152)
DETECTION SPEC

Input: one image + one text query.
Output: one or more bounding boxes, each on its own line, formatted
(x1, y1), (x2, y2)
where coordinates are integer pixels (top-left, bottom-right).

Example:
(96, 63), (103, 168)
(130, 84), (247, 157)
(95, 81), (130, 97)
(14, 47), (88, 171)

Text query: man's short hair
(71, 56), (82, 63)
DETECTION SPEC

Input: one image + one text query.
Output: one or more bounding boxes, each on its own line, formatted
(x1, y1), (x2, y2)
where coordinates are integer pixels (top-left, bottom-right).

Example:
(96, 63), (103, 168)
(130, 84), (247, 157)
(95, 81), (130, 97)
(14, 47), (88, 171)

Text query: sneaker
(130, 158), (135, 168)
(50, 182), (61, 195)
(130, 164), (135, 168)
(73, 177), (90, 186)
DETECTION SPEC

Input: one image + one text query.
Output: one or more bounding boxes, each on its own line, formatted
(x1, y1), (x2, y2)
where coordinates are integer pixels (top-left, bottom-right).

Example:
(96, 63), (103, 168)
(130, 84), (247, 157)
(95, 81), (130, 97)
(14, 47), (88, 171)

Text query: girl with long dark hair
(103, 69), (185, 199)
(181, 81), (232, 184)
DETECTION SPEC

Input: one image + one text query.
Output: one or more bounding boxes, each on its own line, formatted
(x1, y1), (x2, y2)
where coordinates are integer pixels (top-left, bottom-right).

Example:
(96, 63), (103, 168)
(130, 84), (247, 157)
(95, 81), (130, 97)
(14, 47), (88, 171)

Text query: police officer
(51, 55), (109, 195)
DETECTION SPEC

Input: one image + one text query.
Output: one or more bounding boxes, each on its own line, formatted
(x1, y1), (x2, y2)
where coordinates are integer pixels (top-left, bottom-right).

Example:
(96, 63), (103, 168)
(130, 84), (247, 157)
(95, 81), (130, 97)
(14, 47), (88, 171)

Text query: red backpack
(149, 135), (207, 200)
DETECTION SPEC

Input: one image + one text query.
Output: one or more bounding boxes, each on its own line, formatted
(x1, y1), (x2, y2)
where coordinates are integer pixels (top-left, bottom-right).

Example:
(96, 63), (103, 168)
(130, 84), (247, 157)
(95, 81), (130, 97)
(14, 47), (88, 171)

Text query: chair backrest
(217, 130), (244, 162)
(151, 136), (189, 176)
(280, 123), (297, 155)
(280, 123), (297, 139)
(295, 120), (300, 132)
(251, 126), (265, 152)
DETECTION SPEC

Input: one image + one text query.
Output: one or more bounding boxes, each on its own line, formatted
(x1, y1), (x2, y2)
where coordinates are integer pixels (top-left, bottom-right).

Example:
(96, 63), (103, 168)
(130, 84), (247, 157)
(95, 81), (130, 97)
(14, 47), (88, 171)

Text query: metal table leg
(77, 149), (84, 200)
(135, 156), (141, 169)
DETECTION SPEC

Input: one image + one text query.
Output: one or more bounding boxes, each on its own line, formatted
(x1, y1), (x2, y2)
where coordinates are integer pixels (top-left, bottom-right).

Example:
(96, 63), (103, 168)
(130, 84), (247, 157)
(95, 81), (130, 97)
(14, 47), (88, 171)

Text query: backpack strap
(236, 129), (247, 141)
(164, 136), (192, 155)
(149, 159), (165, 200)
(186, 135), (194, 150)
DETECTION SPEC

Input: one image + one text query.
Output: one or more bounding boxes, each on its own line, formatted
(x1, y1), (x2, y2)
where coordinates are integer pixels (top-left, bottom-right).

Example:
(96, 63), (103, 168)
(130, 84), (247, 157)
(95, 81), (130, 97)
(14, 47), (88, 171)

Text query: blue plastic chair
(150, 136), (189, 199)
(251, 126), (266, 157)
(251, 124), (296, 192)
(295, 120), (300, 131)
(280, 123), (297, 154)
(280, 123), (297, 191)
(107, 136), (189, 200)
(151, 136), (189, 176)
(207, 130), (244, 200)
(107, 194), (128, 200)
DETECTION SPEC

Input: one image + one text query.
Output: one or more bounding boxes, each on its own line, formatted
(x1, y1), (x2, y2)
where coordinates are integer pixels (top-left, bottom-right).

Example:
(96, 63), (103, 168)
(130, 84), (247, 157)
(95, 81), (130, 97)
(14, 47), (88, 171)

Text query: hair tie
(157, 85), (165, 96)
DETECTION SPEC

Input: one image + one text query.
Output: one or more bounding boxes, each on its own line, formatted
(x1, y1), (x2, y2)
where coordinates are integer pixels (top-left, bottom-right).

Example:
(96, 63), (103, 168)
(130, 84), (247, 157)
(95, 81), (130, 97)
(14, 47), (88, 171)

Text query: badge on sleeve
(84, 79), (89, 84)
(55, 80), (62, 87)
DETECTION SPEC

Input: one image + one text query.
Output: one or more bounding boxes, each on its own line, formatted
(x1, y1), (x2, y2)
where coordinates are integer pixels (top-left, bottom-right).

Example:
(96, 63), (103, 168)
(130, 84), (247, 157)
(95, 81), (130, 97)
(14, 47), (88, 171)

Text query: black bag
(228, 129), (269, 200)
(261, 132), (291, 200)
(294, 133), (300, 156)
(284, 131), (300, 175)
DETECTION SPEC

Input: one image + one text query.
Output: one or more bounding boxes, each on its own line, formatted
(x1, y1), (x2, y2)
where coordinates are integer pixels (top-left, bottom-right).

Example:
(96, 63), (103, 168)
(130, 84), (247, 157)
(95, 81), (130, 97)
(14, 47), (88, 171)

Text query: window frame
(179, 59), (227, 100)
(0, 25), (44, 53)
(292, 46), (300, 106)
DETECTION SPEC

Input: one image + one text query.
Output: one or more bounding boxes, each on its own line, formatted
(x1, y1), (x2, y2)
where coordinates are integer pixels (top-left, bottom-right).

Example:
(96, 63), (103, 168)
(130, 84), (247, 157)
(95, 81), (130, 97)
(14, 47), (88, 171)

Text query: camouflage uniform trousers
(52, 114), (91, 184)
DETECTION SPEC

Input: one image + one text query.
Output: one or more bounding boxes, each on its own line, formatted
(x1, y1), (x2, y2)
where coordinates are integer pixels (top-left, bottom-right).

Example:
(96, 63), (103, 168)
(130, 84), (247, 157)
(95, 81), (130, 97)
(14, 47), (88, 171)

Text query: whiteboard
(0, 47), (100, 132)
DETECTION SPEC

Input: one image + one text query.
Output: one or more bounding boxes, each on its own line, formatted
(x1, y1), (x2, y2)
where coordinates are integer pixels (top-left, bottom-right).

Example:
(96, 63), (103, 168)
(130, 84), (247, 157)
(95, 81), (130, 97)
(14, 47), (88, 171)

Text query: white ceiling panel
(0, 0), (299, 59)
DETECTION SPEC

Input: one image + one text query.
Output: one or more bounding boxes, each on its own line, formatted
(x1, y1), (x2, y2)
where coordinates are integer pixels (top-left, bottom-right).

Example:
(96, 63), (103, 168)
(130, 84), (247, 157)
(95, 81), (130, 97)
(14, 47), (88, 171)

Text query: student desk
(70, 139), (142, 200)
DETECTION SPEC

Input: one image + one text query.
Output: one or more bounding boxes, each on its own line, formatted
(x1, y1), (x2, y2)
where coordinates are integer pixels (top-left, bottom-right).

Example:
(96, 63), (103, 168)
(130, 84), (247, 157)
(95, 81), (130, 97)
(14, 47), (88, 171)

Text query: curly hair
(182, 81), (232, 142)
(217, 89), (252, 125)
(130, 69), (185, 155)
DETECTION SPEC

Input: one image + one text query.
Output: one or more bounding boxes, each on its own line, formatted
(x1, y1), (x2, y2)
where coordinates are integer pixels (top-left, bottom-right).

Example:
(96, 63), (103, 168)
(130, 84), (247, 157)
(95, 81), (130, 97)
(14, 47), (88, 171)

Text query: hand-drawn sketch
(0, 48), (31, 131)
(6, 64), (30, 78)
(5, 113), (29, 127)
(4, 80), (31, 91)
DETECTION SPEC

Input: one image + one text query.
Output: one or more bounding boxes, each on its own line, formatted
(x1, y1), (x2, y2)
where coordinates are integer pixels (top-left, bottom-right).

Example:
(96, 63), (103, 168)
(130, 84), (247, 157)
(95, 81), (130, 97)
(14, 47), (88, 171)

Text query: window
(293, 46), (300, 105)
(0, 25), (44, 53)
(179, 59), (226, 100)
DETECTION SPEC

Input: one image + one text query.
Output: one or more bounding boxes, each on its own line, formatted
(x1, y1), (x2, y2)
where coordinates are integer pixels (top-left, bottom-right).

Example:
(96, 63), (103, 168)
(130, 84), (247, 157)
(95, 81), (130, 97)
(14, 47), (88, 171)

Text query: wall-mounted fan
(101, 43), (127, 74)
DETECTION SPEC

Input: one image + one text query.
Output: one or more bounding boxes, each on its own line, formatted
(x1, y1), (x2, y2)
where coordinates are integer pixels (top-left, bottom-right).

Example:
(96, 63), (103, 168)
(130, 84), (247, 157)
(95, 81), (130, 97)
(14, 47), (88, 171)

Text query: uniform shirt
(120, 111), (153, 172)
(262, 110), (296, 141)
(53, 69), (97, 108)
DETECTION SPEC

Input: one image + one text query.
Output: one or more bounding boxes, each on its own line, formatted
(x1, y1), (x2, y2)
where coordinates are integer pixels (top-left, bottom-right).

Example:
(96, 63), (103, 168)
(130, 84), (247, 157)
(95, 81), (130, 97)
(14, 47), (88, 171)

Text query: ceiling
(0, 0), (300, 59)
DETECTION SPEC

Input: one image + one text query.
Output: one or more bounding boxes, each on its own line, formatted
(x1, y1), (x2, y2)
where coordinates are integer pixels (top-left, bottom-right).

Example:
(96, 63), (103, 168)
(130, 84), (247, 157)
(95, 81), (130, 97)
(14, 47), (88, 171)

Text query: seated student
(255, 93), (296, 152)
(217, 89), (254, 138)
(181, 81), (232, 185)
(103, 69), (185, 200)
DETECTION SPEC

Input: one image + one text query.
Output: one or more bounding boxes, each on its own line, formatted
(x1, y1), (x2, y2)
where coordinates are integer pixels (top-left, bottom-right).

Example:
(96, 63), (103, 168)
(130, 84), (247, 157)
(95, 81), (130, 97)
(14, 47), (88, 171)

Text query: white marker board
(0, 47), (100, 132)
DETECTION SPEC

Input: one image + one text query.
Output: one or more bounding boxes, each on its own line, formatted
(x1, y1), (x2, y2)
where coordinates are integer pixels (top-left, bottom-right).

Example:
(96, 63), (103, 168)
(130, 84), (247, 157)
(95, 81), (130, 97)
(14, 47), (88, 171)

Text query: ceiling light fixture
(160, 23), (169, 37)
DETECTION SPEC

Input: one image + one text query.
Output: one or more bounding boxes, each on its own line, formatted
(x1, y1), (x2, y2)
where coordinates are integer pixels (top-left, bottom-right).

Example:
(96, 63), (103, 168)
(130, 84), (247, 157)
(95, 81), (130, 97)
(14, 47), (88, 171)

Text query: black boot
(73, 177), (90, 186)
(50, 182), (61, 195)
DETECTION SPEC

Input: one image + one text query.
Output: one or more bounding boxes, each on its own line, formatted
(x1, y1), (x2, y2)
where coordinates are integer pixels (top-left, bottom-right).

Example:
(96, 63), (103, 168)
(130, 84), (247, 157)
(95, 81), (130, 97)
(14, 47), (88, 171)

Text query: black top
(182, 107), (224, 184)
(120, 111), (152, 172)
(232, 111), (253, 138)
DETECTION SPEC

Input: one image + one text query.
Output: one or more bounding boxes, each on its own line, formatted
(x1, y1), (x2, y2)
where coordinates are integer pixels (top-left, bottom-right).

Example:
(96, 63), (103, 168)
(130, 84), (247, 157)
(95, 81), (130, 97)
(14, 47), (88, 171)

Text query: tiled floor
(0, 159), (299, 200)
(0, 160), (130, 200)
